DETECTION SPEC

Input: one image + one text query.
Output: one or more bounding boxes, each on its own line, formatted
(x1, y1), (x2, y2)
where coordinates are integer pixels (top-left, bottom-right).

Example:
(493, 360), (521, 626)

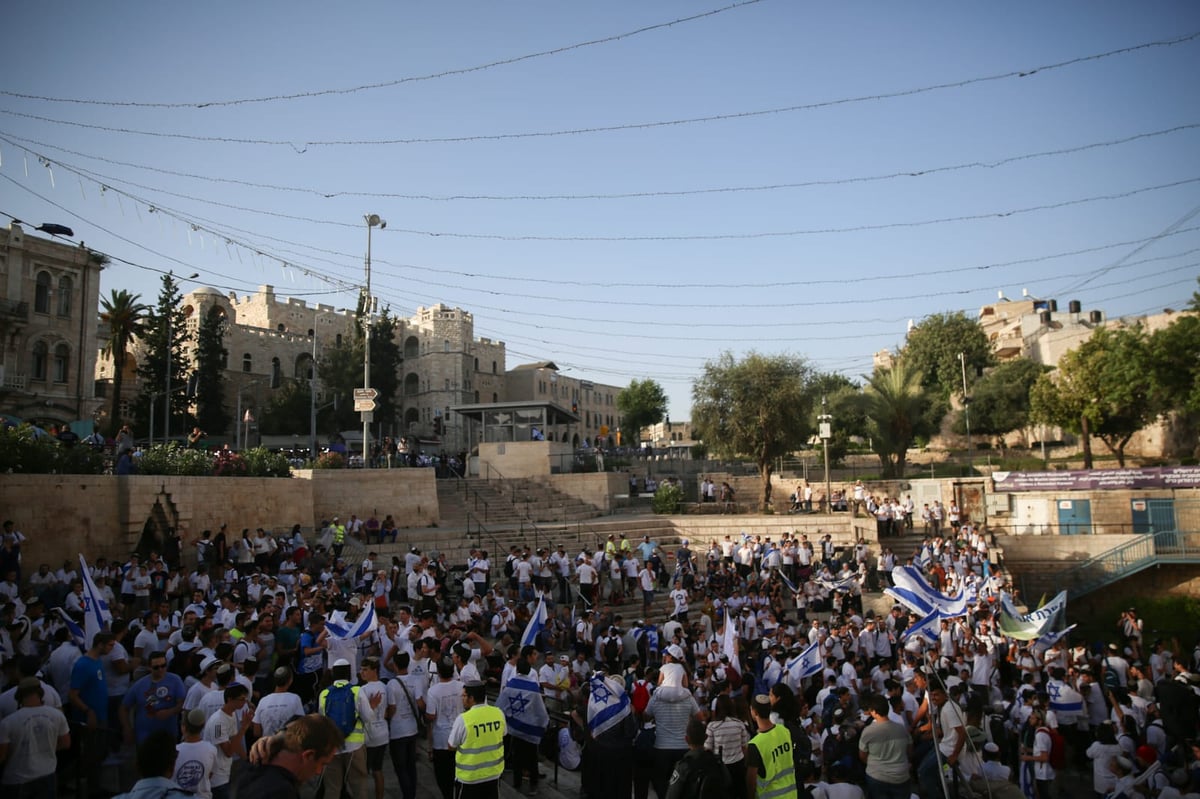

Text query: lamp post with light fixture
(819, 397), (833, 514)
(362, 214), (385, 467)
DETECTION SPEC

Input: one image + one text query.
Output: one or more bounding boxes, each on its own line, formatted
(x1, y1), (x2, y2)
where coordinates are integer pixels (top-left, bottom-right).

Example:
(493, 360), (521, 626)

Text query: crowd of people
(2, 512), (1200, 799)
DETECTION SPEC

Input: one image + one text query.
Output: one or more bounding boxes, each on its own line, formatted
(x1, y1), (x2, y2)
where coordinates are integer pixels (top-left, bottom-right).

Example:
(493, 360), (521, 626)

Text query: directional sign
(354, 399), (377, 412)
(353, 388), (379, 400)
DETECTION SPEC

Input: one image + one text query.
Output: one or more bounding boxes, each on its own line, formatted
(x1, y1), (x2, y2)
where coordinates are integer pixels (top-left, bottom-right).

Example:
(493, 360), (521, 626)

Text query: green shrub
(0, 425), (104, 474)
(652, 482), (684, 514)
(136, 443), (213, 475)
(313, 452), (346, 469)
(241, 447), (292, 477)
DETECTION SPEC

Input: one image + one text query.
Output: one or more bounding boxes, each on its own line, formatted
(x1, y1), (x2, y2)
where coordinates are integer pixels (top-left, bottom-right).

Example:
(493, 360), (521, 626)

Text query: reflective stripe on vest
(333, 525), (346, 544)
(751, 723), (796, 799)
(455, 704), (505, 784)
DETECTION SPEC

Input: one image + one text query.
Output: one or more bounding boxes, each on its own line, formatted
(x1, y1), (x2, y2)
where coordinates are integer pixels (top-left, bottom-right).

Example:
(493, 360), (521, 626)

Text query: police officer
(745, 694), (796, 799)
(448, 680), (505, 799)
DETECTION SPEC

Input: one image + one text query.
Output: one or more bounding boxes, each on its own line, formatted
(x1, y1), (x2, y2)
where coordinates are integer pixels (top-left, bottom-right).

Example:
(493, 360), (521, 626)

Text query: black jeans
(389, 735), (418, 799)
(651, 748), (687, 799)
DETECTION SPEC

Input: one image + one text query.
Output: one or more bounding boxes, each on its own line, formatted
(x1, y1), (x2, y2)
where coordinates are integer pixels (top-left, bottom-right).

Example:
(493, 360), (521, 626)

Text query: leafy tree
(318, 338), (364, 433)
(901, 311), (992, 400)
(260, 379), (312, 435)
(134, 275), (192, 440)
(369, 310), (402, 432)
(1147, 312), (1200, 417)
(809, 371), (864, 467)
(691, 352), (815, 509)
(99, 289), (149, 436)
(860, 359), (935, 478)
(952, 358), (1047, 453)
(617, 379), (668, 444)
(1029, 325), (1154, 468)
(193, 306), (231, 436)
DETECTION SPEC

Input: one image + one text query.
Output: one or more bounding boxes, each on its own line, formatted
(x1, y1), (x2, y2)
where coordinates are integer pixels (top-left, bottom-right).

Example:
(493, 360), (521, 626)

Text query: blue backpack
(325, 682), (358, 736)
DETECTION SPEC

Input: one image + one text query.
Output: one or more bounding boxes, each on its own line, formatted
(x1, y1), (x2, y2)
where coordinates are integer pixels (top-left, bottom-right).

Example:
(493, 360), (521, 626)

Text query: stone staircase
(437, 477), (604, 530)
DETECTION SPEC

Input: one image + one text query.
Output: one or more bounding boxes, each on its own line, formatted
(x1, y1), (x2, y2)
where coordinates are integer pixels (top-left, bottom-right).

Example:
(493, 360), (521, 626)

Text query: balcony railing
(0, 299), (29, 320)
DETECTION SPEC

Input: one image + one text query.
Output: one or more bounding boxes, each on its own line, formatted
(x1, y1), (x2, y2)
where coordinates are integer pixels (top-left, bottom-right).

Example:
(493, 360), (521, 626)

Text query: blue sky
(2, 1), (1198, 417)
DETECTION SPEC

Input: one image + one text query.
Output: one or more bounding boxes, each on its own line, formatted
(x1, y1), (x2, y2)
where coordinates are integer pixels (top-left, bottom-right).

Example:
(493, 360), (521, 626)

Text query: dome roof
(190, 286), (225, 297)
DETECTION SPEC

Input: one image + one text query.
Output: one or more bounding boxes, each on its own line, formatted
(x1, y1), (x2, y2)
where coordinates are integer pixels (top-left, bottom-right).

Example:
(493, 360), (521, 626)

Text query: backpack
(169, 644), (200, 679)
(631, 680), (651, 715)
(1037, 726), (1066, 770)
(604, 637), (620, 664)
(325, 682), (359, 737)
(504, 557), (515, 578)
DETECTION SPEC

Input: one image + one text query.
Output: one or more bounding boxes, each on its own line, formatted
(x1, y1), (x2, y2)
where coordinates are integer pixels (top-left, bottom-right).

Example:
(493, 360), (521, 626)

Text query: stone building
(0, 222), (104, 428)
(504, 361), (623, 447)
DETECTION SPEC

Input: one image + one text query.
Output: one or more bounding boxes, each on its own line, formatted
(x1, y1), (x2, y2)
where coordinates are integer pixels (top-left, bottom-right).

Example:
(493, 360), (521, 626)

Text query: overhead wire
(0, 1), (766, 109)
(1, 31), (1195, 147)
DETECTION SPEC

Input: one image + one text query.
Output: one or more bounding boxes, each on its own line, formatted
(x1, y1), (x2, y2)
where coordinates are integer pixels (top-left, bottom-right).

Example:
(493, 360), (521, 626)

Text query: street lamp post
(309, 331), (318, 461)
(959, 352), (972, 474)
(362, 214), (385, 467)
(819, 397), (833, 514)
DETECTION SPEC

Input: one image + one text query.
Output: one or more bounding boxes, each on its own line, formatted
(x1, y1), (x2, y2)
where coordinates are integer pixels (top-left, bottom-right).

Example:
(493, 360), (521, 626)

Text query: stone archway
(136, 488), (179, 560)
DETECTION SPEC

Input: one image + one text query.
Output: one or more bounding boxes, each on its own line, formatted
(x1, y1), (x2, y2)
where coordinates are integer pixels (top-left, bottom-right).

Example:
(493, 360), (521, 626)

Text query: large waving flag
(998, 591), (1067, 641)
(721, 614), (741, 674)
(54, 607), (87, 651)
(901, 609), (943, 643)
(520, 594), (548, 649)
(785, 639), (823, 684)
(325, 603), (378, 639)
(885, 566), (969, 618)
(917, 546), (932, 570)
(817, 574), (859, 594)
(78, 554), (112, 647)
(587, 673), (631, 738)
(498, 671), (550, 744)
(1046, 677), (1084, 717)
(775, 569), (799, 595)
(1032, 623), (1077, 654)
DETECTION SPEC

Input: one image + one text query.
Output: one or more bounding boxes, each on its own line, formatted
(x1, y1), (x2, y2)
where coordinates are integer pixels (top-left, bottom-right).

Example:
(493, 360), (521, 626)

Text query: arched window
(242, 353), (252, 373)
(34, 272), (51, 313)
(57, 275), (73, 317)
(444, 340), (451, 353)
(336, 333), (343, 348)
(474, 391), (480, 403)
(31, 341), (48, 380)
(492, 361), (497, 374)
(295, 353), (313, 380)
(277, 323), (286, 332)
(492, 392), (499, 403)
(271, 357), (281, 387)
(53, 343), (70, 382)
(474, 357), (479, 370)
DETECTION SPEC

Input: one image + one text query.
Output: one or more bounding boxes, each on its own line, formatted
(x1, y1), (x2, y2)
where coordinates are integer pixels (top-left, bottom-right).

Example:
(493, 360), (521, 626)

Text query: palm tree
(100, 289), (149, 436)
(861, 359), (931, 479)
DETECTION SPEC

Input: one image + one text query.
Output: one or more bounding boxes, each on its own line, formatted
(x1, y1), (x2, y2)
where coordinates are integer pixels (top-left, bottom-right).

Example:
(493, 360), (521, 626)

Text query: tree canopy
(901, 311), (992, 400)
(134, 274), (192, 440)
(691, 352), (815, 508)
(193, 306), (231, 437)
(953, 357), (1046, 451)
(99, 288), (148, 436)
(860, 358), (935, 478)
(617, 379), (668, 444)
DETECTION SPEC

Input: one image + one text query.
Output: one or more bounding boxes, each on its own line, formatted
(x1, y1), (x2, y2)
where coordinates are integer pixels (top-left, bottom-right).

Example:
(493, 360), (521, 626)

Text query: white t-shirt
(387, 674), (426, 739)
(358, 680), (390, 747)
(203, 708), (239, 787)
(252, 691), (305, 737)
(174, 739), (218, 799)
(0, 705), (69, 784)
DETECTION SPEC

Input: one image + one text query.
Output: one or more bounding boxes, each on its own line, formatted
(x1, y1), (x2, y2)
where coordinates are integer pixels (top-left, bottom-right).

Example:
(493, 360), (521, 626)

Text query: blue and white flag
(785, 639), (823, 683)
(1032, 623), (1077, 655)
(325, 603), (378, 640)
(78, 554), (112, 648)
(54, 607), (87, 651)
(885, 566), (969, 618)
(633, 625), (660, 655)
(497, 672), (550, 744)
(817, 574), (859, 594)
(917, 546), (932, 570)
(1046, 676), (1085, 717)
(901, 609), (943, 643)
(587, 673), (631, 738)
(721, 616), (741, 674)
(775, 569), (799, 595)
(520, 594), (548, 649)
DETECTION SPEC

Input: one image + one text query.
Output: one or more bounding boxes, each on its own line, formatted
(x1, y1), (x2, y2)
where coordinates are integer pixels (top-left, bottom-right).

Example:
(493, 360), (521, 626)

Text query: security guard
(746, 694), (796, 799)
(449, 680), (506, 799)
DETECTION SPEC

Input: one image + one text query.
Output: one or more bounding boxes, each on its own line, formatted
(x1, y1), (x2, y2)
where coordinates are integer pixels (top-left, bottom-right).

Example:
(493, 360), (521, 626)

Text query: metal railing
(1051, 529), (1200, 598)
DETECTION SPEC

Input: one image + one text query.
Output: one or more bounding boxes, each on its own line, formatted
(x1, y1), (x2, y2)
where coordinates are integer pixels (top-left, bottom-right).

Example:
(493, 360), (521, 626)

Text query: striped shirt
(705, 718), (749, 764)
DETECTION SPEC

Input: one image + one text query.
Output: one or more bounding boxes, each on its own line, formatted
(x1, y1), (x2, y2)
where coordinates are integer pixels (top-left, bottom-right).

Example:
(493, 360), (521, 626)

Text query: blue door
(1130, 498), (1176, 534)
(1057, 499), (1092, 535)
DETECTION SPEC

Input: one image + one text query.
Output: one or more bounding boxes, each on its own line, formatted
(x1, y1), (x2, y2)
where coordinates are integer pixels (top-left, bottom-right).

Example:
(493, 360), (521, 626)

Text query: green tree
(260, 380), (313, 435)
(860, 359), (935, 478)
(99, 288), (149, 436)
(134, 275), (192, 440)
(952, 358), (1047, 453)
(318, 338), (364, 433)
(617, 379), (668, 444)
(902, 311), (992, 400)
(691, 352), (815, 509)
(1147, 312), (1200, 418)
(369, 310), (402, 433)
(1029, 326), (1154, 468)
(809, 371), (864, 467)
(193, 306), (231, 437)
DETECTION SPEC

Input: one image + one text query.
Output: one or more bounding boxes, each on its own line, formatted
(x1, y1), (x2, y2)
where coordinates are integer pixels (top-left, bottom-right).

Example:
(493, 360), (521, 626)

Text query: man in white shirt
(203, 684), (252, 799)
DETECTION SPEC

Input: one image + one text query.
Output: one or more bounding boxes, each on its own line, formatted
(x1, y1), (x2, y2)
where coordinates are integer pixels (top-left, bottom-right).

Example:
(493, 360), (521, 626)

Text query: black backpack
(169, 644), (200, 679)
(604, 636), (620, 663)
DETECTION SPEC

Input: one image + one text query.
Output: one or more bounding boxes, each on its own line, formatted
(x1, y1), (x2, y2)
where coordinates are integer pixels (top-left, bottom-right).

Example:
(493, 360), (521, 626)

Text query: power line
(2, 31), (1194, 148)
(0, 1), (765, 109)
(6, 123), (1194, 202)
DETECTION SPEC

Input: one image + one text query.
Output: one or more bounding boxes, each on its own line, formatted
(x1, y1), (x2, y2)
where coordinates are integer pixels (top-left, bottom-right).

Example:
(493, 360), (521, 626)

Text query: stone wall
(546, 473), (624, 513)
(1, 470), (437, 574)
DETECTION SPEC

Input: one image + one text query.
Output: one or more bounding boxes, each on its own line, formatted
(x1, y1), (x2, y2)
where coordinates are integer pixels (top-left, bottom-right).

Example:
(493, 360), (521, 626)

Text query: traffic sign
(353, 388), (379, 400)
(354, 399), (377, 412)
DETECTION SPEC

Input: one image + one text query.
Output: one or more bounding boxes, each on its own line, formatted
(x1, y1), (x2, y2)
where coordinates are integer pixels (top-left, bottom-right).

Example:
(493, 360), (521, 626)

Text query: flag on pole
(54, 607), (87, 651)
(901, 609), (943, 643)
(78, 554), (111, 648)
(520, 594), (548, 649)
(998, 591), (1068, 640)
(325, 602), (379, 640)
(885, 566), (970, 618)
(775, 569), (799, 595)
(917, 546), (932, 570)
(721, 614), (741, 674)
(785, 639), (823, 683)
(1032, 623), (1077, 654)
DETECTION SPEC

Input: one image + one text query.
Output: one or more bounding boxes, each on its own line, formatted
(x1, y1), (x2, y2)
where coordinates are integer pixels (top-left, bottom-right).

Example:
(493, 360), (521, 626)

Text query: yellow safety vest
(455, 703), (506, 784)
(750, 723), (796, 799)
(333, 524), (346, 544)
(318, 681), (364, 747)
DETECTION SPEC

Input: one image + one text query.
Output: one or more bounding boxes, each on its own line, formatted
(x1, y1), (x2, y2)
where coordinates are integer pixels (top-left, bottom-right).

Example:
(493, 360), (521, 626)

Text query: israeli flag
(633, 625), (660, 654)
(1046, 676), (1085, 716)
(325, 602), (378, 640)
(1033, 624), (1077, 654)
(817, 575), (859, 594)
(54, 607), (87, 651)
(497, 672), (550, 744)
(587, 673), (631, 738)
(917, 546), (932, 570)
(901, 609), (943, 643)
(775, 569), (799, 595)
(721, 616), (741, 674)
(786, 639), (823, 683)
(885, 566), (969, 618)
(78, 554), (112, 648)
(520, 594), (548, 649)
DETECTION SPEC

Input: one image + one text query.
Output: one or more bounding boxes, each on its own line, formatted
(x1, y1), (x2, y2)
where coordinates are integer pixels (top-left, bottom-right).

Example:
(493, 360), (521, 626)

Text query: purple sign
(991, 466), (1200, 492)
